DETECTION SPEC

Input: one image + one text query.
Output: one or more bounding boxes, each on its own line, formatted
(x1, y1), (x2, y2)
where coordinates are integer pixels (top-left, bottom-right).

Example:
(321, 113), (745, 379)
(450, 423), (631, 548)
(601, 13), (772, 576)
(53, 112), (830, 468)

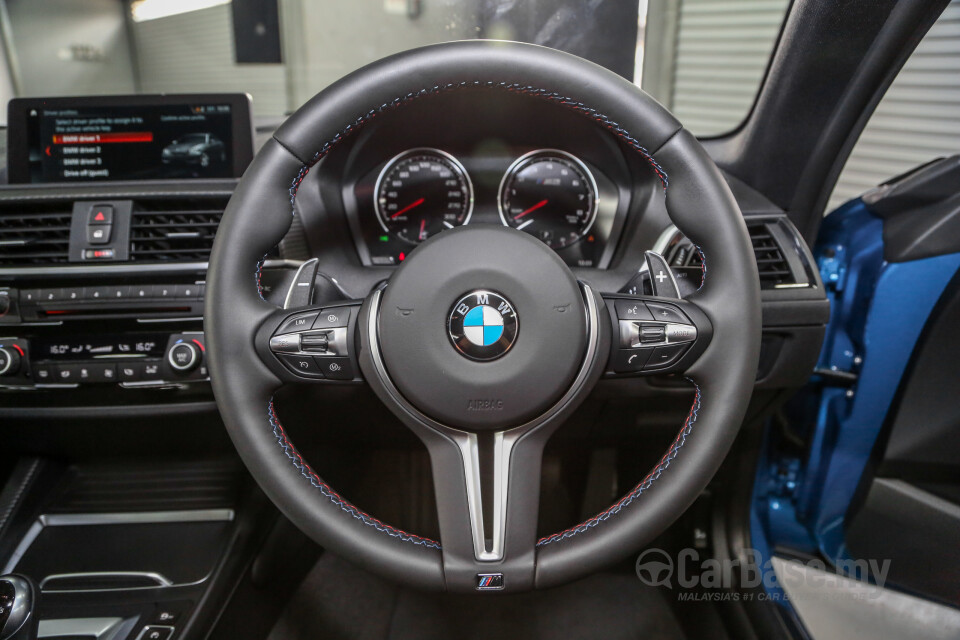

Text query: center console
(0, 93), (259, 405)
(1, 283), (209, 390)
(0, 95), (295, 640)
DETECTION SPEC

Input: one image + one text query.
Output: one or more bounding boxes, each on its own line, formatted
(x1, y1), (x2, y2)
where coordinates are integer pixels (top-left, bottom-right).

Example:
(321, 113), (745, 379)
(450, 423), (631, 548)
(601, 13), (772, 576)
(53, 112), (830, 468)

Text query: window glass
(0, 0), (790, 137)
(1, 0), (641, 123)
(641, 0), (790, 137)
(828, 0), (960, 211)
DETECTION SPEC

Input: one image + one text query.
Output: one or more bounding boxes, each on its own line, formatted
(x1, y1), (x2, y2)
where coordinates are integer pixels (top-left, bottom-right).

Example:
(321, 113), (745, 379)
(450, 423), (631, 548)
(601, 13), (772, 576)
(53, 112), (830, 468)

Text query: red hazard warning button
(88, 204), (114, 225)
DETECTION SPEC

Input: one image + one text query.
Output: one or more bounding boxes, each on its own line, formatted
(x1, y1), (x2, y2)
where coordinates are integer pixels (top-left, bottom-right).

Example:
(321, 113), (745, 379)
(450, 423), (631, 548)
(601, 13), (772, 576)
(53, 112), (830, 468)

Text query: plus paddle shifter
(0, 575), (38, 640)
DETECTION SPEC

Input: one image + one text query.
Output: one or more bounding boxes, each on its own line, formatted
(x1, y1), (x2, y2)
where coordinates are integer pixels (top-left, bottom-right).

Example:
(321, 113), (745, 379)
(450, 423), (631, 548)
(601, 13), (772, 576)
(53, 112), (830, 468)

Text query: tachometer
(498, 150), (598, 249)
(375, 148), (473, 245)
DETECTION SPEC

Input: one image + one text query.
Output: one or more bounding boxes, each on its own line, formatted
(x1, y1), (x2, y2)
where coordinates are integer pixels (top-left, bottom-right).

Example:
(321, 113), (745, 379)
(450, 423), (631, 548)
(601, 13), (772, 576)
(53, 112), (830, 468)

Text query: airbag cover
(378, 225), (586, 430)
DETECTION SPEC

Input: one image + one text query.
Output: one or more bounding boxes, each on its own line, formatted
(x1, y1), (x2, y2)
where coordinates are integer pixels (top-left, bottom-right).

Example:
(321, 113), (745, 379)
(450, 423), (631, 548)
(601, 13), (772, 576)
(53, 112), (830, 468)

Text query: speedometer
(375, 148), (473, 245)
(498, 150), (598, 249)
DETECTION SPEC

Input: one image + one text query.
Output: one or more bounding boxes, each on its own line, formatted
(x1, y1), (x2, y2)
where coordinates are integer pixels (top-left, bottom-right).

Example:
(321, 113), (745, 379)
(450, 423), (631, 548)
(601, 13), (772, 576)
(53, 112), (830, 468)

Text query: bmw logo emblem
(448, 290), (519, 361)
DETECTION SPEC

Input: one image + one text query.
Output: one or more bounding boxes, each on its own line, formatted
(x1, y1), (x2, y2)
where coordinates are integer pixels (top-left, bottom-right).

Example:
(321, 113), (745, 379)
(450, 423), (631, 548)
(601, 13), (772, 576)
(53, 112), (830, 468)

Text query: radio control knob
(167, 341), (201, 373)
(0, 346), (21, 377)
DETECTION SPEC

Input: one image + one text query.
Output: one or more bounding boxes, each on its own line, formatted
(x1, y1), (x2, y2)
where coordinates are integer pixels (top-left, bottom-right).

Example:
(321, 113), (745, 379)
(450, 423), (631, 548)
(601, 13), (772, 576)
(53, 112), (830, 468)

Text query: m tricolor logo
(476, 573), (504, 590)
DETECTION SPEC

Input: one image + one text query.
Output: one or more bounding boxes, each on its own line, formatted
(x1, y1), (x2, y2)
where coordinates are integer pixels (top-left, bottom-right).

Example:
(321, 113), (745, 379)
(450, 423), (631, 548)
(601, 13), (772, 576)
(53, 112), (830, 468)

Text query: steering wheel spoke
(418, 424), (546, 591)
(255, 302), (366, 383)
(601, 293), (712, 376)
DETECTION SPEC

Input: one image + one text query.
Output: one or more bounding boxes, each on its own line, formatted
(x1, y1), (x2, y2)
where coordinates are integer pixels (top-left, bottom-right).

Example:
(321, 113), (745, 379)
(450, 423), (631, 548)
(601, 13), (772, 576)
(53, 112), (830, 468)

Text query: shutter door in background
(132, 4), (287, 118)
(668, 0), (789, 137)
(829, 1), (960, 211)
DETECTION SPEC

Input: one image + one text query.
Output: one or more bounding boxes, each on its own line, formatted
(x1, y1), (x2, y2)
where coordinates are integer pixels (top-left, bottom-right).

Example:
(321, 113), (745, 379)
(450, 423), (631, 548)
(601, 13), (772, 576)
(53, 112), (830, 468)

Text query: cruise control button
(612, 348), (653, 373)
(316, 356), (354, 380)
(645, 344), (689, 370)
(614, 299), (654, 321)
(276, 311), (319, 335)
(644, 302), (689, 324)
(277, 354), (324, 377)
(313, 307), (351, 329)
(300, 331), (330, 353)
(269, 334), (301, 353)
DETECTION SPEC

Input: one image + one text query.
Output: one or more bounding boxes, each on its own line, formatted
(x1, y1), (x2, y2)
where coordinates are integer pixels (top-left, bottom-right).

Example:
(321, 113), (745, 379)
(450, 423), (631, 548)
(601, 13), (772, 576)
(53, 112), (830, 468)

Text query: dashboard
(0, 91), (829, 411)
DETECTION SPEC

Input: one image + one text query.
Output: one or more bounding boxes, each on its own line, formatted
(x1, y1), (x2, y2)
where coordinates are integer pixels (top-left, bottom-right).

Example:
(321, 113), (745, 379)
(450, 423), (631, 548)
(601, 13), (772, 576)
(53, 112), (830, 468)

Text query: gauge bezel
(373, 147), (475, 242)
(497, 149), (600, 249)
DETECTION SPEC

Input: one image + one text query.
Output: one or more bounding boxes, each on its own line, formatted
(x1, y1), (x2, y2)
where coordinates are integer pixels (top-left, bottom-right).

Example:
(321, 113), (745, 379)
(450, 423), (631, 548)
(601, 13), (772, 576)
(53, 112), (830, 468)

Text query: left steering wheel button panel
(269, 305), (362, 380)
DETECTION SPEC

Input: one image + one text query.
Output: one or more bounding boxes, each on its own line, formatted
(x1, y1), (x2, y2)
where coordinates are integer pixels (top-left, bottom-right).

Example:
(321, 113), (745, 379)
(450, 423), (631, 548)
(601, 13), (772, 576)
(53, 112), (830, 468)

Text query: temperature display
(33, 333), (167, 360)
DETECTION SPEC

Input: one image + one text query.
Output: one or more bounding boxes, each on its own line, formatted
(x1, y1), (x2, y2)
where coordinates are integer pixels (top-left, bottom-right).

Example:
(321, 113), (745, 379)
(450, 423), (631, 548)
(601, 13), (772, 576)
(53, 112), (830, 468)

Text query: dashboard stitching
(535, 380), (701, 546)
(268, 398), (443, 549)
(284, 81), (670, 216)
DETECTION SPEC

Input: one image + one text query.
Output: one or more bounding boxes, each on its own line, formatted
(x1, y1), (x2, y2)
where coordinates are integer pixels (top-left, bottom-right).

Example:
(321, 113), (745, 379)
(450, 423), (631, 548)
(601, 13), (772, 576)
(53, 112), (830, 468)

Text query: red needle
(391, 197), (425, 219)
(514, 199), (548, 220)
(419, 218), (426, 238)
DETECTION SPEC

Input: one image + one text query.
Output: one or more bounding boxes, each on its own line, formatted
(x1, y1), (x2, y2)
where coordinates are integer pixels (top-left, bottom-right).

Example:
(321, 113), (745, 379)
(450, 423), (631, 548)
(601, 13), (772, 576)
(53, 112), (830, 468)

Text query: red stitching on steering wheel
(268, 398), (442, 549)
(536, 381), (701, 546)
(268, 80), (700, 552)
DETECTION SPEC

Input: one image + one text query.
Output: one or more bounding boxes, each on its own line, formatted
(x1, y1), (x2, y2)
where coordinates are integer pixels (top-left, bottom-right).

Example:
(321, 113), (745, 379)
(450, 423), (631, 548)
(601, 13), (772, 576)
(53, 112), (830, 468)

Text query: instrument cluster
(351, 146), (623, 269)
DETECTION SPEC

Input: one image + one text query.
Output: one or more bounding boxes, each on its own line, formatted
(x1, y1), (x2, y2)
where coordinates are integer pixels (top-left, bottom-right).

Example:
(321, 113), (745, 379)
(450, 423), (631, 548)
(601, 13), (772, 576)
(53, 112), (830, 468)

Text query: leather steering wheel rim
(205, 40), (761, 592)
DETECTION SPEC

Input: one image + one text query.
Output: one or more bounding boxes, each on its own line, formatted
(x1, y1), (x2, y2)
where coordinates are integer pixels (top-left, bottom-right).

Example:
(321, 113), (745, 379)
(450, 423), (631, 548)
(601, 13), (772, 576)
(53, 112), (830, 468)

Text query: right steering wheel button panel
(609, 296), (698, 374)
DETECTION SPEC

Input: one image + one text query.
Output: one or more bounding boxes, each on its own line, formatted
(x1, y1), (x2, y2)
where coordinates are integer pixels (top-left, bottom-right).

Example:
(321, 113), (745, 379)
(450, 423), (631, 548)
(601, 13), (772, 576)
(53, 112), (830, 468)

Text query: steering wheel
(206, 41), (760, 593)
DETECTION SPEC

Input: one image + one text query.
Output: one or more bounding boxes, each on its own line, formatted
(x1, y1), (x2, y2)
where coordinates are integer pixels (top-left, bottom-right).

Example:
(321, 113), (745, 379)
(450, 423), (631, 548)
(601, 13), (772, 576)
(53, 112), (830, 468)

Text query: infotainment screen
(6, 94), (254, 184)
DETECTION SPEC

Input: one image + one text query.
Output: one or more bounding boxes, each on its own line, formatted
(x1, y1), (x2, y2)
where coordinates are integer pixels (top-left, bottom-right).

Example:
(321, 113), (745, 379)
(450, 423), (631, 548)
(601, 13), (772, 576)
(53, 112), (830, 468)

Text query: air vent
(666, 220), (806, 290)
(129, 198), (227, 262)
(0, 204), (73, 266)
(748, 222), (795, 287)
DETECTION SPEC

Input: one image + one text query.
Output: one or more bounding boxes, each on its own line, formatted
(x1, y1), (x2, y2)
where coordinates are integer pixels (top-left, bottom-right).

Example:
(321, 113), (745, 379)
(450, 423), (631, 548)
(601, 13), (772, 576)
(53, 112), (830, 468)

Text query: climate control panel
(0, 332), (208, 389)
